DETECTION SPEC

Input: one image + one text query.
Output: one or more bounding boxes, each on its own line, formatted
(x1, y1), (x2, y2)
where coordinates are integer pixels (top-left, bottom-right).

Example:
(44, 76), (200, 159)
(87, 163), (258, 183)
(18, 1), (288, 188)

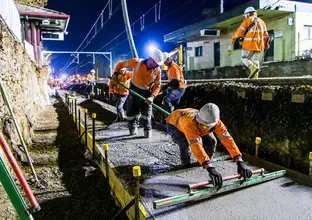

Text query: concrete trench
(59, 89), (312, 220)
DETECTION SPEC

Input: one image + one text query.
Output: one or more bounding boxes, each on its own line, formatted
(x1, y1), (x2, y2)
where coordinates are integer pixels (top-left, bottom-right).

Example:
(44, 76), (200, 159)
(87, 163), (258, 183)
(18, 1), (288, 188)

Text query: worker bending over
(161, 52), (186, 113)
(86, 69), (96, 97)
(113, 48), (164, 138)
(109, 68), (131, 122)
(231, 7), (269, 79)
(166, 103), (252, 187)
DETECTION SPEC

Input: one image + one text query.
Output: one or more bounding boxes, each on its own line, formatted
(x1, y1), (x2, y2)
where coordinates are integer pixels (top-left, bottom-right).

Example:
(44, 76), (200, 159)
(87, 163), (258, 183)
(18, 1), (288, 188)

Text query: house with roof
(14, 2), (70, 64)
(164, 0), (312, 72)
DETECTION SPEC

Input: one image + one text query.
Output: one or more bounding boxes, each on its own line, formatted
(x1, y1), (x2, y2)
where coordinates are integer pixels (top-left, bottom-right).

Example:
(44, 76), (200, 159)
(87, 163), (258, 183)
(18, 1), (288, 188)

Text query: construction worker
(231, 7), (269, 79)
(113, 48), (164, 138)
(109, 68), (131, 122)
(161, 52), (186, 113)
(166, 103), (252, 187)
(86, 69), (96, 96)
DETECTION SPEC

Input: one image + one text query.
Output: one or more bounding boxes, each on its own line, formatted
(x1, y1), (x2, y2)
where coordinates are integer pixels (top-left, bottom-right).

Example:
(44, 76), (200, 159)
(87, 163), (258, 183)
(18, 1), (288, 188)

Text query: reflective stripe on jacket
(167, 108), (242, 165)
(167, 61), (185, 89)
(109, 72), (131, 95)
(114, 58), (161, 97)
(232, 16), (268, 52)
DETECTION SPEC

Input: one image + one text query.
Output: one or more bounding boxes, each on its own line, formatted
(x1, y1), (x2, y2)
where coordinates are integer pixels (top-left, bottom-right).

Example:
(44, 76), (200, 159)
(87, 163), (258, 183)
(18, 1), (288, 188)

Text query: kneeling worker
(166, 103), (252, 187)
(109, 68), (131, 122)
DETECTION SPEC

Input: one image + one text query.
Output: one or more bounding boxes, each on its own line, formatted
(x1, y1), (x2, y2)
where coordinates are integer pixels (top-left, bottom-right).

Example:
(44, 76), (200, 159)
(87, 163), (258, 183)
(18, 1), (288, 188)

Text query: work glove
(145, 96), (154, 105)
(206, 167), (223, 187)
(237, 161), (252, 180)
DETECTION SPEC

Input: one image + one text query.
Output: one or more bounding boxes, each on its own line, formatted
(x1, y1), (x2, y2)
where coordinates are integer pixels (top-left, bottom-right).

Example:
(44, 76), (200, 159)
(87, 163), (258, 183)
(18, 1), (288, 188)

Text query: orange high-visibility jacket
(167, 61), (185, 89)
(86, 73), (95, 81)
(114, 58), (161, 97)
(109, 72), (131, 95)
(167, 108), (242, 165)
(232, 15), (268, 52)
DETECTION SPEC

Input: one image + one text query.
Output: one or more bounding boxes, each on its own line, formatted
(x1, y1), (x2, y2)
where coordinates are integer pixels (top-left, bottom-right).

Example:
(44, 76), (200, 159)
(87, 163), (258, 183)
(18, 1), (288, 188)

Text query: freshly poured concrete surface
(96, 122), (312, 220)
(59, 91), (312, 220)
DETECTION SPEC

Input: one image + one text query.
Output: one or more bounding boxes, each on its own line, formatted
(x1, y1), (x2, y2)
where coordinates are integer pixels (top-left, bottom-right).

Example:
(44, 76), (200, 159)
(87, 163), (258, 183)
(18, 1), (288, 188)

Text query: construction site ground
(58, 90), (312, 220)
(0, 96), (127, 220)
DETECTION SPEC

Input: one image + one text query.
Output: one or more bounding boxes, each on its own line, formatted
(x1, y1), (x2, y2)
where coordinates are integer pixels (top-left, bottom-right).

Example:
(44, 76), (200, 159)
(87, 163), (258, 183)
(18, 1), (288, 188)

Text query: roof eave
(19, 12), (70, 19)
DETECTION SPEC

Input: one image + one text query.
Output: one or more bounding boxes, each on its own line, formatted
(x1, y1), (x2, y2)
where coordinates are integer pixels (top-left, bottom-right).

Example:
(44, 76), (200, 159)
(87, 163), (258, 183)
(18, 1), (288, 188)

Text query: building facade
(164, 0), (312, 71)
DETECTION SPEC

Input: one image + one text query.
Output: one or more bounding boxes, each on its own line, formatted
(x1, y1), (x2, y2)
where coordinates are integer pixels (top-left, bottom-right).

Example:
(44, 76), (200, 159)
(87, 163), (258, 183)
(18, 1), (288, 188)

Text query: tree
(14, 0), (48, 7)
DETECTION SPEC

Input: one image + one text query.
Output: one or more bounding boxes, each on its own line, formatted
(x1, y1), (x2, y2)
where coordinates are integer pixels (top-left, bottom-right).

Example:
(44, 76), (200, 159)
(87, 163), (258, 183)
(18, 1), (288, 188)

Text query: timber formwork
(59, 90), (312, 220)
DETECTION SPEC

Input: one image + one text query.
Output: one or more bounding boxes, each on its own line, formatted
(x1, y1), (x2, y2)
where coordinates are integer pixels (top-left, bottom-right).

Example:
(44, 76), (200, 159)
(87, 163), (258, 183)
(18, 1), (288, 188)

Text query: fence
(0, 0), (22, 42)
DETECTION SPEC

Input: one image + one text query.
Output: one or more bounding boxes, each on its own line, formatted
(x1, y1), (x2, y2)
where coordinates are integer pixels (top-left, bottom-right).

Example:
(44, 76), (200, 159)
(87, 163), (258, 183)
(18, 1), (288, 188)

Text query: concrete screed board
(96, 121), (312, 220)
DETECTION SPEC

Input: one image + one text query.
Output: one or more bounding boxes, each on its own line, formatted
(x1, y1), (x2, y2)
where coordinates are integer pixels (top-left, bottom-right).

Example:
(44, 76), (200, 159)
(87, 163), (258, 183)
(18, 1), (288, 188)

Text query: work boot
(144, 130), (152, 138)
(129, 127), (138, 135)
(113, 113), (120, 123)
(120, 110), (126, 121)
(248, 64), (259, 79)
(250, 70), (259, 79)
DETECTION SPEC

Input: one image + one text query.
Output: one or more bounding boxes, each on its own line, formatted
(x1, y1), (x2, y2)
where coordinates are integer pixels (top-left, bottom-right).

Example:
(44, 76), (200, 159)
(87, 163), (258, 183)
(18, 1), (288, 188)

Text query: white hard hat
(244, 6), (256, 15)
(149, 48), (164, 66)
(163, 52), (170, 62)
(195, 103), (220, 127)
(90, 69), (95, 73)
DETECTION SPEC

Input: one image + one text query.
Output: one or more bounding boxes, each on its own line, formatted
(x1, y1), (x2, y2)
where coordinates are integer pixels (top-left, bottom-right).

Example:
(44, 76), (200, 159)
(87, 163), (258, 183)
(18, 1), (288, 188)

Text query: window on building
(233, 39), (242, 50)
(304, 25), (312, 40)
(195, 46), (203, 57)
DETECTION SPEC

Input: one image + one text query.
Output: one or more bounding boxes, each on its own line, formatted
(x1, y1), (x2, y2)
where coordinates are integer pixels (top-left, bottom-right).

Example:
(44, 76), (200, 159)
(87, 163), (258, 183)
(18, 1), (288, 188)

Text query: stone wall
(185, 59), (312, 79)
(0, 21), (52, 148)
(154, 82), (312, 174)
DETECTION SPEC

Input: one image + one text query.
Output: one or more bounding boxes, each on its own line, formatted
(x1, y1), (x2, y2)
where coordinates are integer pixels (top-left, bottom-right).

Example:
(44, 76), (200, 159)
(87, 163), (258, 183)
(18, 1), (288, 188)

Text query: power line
(96, 0), (164, 52)
(69, 0), (221, 73)
(59, 0), (120, 74)
(102, 0), (220, 54)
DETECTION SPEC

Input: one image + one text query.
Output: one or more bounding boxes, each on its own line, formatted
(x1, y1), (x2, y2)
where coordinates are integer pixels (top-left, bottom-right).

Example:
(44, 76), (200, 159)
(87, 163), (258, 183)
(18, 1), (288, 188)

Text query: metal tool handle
(188, 168), (265, 191)
(108, 76), (170, 116)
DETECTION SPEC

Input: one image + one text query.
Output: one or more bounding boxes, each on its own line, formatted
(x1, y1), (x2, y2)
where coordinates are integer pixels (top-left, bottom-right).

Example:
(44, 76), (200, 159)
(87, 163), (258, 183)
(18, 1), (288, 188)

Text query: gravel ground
(0, 184), (17, 220)
(0, 98), (127, 220)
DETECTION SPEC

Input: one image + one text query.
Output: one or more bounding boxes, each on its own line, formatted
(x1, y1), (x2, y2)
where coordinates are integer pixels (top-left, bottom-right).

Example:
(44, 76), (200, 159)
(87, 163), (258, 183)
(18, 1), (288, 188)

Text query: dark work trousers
(87, 82), (94, 95)
(114, 94), (128, 114)
(168, 124), (217, 166)
(163, 88), (185, 112)
(127, 83), (152, 131)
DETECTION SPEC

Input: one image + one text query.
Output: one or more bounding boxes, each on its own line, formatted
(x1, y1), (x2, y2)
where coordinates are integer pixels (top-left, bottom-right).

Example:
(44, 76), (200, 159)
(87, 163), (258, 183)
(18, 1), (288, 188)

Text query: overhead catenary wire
(107, 0), (219, 54)
(97, 0), (164, 52)
(59, 0), (120, 74)
(67, 0), (220, 74)
(97, 0), (219, 54)
(60, 3), (120, 73)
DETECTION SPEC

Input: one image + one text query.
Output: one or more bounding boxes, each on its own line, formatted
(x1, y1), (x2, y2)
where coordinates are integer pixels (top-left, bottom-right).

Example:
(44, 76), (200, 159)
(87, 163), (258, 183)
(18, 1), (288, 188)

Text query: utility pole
(220, 0), (224, 14)
(121, 0), (138, 58)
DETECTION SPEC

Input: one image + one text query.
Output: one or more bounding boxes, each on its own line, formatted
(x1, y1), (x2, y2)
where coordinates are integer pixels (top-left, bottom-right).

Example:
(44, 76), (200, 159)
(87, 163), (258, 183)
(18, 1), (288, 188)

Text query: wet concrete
(59, 90), (312, 220)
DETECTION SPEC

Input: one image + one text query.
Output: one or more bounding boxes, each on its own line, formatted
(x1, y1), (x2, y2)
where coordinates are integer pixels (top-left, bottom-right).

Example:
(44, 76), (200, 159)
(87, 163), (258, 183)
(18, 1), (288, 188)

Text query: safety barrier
(62, 91), (149, 220)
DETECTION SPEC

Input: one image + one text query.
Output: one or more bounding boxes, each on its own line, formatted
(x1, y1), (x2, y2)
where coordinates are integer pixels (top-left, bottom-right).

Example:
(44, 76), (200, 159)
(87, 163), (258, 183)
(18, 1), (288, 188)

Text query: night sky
(44, 0), (309, 76)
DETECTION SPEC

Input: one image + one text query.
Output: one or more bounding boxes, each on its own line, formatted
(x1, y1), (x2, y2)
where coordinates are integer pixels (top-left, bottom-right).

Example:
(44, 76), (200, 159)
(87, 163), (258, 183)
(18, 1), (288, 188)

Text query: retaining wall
(0, 21), (53, 147)
(154, 82), (312, 174)
(185, 59), (312, 79)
